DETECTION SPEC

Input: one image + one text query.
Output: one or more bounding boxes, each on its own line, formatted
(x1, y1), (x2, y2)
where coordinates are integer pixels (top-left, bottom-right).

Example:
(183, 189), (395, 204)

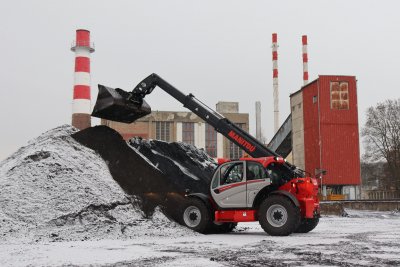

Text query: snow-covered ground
(1, 210), (400, 267)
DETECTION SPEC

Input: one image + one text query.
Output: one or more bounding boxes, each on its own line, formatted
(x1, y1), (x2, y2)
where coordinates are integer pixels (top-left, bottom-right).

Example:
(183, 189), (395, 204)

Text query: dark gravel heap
(72, 126), (173, 195)
(72, 126), (217, 220)
(128, 137), (217, 195)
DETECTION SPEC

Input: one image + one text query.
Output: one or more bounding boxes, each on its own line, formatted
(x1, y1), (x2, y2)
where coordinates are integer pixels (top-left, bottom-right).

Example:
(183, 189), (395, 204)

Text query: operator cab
(211, 157), (286, 209)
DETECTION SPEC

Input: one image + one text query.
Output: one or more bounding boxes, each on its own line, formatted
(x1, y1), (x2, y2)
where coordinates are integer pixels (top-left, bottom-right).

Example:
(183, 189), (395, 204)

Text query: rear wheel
(295, 217), (319, 233)
(182, 198), (211, 233)
(258, 195), (300, 236)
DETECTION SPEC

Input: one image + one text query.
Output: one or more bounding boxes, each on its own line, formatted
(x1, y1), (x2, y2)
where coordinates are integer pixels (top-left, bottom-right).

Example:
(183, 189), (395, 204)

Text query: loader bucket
(92, 85), (151, 123)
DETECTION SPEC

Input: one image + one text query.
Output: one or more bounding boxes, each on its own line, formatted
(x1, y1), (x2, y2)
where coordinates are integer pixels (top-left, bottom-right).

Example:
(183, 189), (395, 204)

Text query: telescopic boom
(92, 73), (302, 176)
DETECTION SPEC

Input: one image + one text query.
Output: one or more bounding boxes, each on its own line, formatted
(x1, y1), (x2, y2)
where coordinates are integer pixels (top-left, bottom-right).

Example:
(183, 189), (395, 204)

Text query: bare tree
(362, 99), (400, 189)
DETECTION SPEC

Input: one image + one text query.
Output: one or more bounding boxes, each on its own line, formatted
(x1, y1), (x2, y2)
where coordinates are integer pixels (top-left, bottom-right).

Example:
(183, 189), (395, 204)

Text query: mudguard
(186, 193), (214, 210)
(269, 190), (300, 207)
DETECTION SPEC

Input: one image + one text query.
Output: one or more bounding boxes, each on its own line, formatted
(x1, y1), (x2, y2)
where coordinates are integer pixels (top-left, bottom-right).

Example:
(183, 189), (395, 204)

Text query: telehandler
(92, 73), (320, 236)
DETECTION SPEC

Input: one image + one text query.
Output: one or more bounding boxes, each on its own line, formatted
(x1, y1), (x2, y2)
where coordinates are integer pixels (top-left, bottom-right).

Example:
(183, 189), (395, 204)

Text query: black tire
(182, 198), (211, 234)
(209, 222), (237, 234)
(295, 217), (319, 233)
(258, 195), (300, 236)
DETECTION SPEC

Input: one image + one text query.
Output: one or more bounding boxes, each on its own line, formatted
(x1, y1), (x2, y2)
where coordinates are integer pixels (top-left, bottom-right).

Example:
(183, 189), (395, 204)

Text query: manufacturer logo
(228, 131), (256, 152)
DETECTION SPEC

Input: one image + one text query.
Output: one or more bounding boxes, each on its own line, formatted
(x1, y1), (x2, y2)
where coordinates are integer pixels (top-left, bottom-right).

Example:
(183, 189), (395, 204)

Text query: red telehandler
(92, 73), (320, 236)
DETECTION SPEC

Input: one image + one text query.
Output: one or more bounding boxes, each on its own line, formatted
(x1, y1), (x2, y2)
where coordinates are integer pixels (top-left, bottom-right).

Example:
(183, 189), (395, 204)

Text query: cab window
(220, 162), (244, 185)
(211, 172), (220, 189)
(266, 162), (294, 185)
(246, 161), (268, 180)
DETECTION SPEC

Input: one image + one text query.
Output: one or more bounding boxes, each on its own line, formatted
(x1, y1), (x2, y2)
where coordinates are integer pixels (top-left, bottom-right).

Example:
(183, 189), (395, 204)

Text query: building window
(154, 121), (172, 142)
(313, 95), (318, 104)
(205, 123), (217, 158)
(330, 81), (349, 110)
(229, 123), (245, 159)
(182, 122), (195, 145)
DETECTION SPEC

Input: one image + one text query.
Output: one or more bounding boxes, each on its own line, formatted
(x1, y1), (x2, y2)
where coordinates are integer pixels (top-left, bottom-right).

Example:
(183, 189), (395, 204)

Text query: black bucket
(91, 85), (151, 123)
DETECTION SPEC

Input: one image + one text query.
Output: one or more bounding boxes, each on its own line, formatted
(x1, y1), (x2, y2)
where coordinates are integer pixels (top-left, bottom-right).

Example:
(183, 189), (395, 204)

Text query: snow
(1, 212), (400, 266)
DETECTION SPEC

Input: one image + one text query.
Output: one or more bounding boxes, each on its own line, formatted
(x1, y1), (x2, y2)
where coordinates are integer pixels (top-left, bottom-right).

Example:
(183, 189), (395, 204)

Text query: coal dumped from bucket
(72, 126), (217, 221)
(72, 126), (173, 195)
(128, 137), (217, 195)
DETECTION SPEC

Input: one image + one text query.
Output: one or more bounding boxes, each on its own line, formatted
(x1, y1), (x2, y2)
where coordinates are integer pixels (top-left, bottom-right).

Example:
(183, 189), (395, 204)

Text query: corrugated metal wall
(301, 76), (361, 185)
(318, 75), (360, 185)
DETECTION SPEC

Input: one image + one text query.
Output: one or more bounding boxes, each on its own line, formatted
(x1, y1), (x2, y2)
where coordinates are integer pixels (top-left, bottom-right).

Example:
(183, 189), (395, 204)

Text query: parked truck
(92, 73), (320, 236)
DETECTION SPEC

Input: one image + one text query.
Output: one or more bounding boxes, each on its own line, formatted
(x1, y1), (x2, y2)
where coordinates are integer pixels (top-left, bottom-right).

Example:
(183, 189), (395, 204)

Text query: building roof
(289, 75), (357, 98)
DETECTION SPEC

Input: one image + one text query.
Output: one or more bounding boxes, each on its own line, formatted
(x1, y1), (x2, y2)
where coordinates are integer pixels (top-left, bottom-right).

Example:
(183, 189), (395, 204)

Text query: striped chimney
(272, 33), (279, 133)
(255, 101), (261, 141)
(71, 29), (95, 130)
(302, 35), (309, 85)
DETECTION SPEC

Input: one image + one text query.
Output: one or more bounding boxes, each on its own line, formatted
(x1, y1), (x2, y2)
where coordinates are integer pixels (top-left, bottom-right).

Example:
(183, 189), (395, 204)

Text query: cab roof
(217, 156), (285, 167)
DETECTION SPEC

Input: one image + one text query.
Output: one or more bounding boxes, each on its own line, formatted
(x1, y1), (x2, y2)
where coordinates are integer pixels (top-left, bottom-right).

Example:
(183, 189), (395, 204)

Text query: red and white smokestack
(302, 35), (309, 85)
(71, 29), (95, 130)
(272, 33), (279, 133)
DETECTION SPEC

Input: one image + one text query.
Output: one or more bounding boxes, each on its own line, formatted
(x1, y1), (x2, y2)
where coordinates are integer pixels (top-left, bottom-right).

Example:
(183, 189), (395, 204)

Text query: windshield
(266, 162), (297, 185)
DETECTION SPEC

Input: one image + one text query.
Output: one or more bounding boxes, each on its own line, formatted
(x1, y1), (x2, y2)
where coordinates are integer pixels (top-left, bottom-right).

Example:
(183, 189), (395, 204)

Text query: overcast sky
(1, 0), (399, 161)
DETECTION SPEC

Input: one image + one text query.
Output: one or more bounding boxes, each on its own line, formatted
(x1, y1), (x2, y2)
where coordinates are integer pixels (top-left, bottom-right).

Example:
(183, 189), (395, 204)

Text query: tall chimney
(255, 101), (261, 141)
(272, 33), (279, 133)
(71, 29), (95, 130)
(302, 35), (309, 85)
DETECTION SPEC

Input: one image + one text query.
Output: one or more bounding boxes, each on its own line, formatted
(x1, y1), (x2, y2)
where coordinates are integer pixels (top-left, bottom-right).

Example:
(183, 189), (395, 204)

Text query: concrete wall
(320, 200), (400, 216)
(290, 92), (305, 170)
(194, 122), (205, 149)
(216, 102), (239, 113)
(361, 187), (400, 200)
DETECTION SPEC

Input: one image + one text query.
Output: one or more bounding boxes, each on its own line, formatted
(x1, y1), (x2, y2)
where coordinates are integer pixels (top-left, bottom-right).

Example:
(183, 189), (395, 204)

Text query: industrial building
(101, 102), (249, 159)
(267, 75), (361, 200)
(290, 75), (361, 199)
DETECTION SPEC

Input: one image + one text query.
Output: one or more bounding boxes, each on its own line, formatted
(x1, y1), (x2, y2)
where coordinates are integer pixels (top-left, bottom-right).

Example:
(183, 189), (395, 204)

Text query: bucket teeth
(91, 85), (151, 123)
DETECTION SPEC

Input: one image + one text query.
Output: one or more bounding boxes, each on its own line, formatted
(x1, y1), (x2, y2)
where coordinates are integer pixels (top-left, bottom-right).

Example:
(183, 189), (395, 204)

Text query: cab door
(245, 161), (271, 207)
(211, 161), (247, 208)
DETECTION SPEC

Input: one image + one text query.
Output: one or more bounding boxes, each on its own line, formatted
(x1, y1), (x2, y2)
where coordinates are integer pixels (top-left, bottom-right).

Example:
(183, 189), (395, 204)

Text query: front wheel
(182, 198), (211, 234)
(295, 217), (319, 233)
(258, 195), (300, 236)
